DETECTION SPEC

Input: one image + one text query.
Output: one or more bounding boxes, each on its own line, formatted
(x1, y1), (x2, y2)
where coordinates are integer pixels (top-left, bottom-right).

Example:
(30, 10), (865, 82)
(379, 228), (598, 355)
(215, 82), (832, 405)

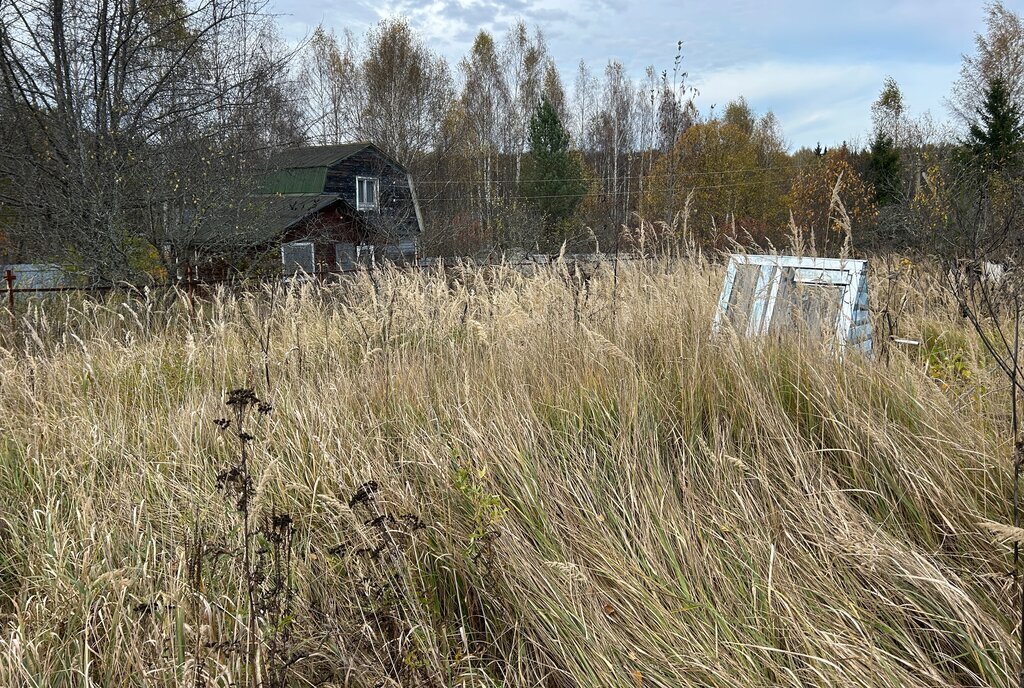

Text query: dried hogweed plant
(183, 387), (305, 687)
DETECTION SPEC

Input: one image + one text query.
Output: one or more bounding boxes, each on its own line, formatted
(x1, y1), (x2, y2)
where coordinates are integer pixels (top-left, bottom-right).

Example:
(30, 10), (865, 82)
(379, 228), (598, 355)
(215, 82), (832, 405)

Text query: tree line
(1, 0), (1023, 282)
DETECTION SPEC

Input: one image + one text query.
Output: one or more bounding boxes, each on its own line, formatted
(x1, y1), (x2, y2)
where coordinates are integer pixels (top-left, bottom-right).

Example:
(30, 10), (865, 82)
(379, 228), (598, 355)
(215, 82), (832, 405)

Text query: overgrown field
(0, 258), (1018, 687)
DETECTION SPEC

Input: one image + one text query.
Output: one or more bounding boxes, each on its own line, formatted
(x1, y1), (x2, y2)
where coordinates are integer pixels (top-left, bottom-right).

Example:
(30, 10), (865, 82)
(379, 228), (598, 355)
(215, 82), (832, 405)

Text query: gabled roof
(254, 193), (347, 235)
(262, 167), (329, 195)
(270, 143), (374, 170)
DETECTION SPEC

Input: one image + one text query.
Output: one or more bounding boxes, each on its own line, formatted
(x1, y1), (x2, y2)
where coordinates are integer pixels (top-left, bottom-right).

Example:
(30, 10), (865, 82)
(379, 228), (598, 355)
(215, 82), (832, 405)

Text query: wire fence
(2, 250), (657, 324)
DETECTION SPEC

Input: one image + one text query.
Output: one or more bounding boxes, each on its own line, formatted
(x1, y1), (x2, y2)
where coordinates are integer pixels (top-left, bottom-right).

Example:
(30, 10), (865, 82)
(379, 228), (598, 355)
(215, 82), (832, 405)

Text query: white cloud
(269, 0), (1024, 147)
(689, 60), (963, 149)
(693, 62), (878, 107)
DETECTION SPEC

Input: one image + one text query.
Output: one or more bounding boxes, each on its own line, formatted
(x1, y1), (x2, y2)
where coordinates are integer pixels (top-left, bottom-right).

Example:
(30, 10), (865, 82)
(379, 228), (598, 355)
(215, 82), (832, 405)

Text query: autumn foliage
(641, 103), (790, 246)
(787, 148), (878, 245)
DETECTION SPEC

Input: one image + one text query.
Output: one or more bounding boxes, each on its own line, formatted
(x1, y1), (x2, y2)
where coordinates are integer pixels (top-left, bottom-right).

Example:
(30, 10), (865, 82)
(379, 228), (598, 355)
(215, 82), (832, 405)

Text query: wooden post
(4, 269), (14, 327)
(185, 265), (194, 313)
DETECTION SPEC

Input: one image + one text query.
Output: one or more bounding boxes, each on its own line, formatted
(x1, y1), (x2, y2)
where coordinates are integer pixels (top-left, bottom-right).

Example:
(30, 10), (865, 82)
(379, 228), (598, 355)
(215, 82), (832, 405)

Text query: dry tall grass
(0, 257), (1016, 687)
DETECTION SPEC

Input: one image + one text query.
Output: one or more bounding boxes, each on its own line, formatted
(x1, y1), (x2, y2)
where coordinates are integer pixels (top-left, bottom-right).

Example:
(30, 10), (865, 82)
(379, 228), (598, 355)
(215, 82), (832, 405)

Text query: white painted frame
(713, 254), (869, 350)
(356, 176), (379, 210)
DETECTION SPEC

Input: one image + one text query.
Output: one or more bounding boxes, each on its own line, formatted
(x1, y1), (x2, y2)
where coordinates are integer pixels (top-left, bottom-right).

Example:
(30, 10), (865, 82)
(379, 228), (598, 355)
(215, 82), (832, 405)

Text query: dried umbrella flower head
(226, 387), (260, 411)
(348, 481), (379, 509)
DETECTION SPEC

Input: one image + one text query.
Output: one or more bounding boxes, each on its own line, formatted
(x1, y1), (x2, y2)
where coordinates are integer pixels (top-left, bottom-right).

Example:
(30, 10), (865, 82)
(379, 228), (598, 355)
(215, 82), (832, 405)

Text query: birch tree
(0, 0), (296, 281)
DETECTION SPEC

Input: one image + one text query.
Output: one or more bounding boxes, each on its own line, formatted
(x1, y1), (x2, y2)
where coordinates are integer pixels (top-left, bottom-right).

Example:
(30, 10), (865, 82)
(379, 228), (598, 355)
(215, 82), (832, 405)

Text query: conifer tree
(869, 132), (902, 205)
(968, 75), (1024, 170)
(522, 96), (588, 231)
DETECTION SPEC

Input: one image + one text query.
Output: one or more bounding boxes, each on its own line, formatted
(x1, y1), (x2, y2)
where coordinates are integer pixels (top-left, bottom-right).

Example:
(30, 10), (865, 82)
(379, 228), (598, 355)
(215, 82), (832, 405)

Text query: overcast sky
(270, 0), (1023, 151)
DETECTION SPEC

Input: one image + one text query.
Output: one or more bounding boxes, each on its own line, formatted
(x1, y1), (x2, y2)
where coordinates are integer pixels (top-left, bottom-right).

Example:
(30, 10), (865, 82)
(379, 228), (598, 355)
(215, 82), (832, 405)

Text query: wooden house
(256, 143), (424, 275)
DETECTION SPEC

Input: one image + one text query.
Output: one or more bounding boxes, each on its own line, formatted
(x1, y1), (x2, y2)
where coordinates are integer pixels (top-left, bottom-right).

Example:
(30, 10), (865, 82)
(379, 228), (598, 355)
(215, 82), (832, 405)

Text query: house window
(335, 242), (357, 270)
(356, 177), (379, 210)
(281, 241), (315, 277)
(713, 254), (872, 353)
(356, 243), (376, 267)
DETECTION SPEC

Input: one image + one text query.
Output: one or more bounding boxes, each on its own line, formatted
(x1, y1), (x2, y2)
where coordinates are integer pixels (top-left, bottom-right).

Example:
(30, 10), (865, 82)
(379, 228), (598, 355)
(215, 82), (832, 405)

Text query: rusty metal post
(4, 269), (14, 327)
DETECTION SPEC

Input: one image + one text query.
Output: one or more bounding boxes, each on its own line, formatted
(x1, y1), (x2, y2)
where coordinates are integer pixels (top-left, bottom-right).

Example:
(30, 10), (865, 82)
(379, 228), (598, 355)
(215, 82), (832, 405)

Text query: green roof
(261, 143), (376, 195)
(270, 143), (371, 170)
(261, 167), (328, 195)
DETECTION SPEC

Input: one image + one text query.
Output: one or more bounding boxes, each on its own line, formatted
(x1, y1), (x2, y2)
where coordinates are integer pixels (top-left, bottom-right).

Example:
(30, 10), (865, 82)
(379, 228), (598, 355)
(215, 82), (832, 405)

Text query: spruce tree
(868, 131), (901, 205)
(968, 75), (1024, 170)
(522, 96), (588, 232)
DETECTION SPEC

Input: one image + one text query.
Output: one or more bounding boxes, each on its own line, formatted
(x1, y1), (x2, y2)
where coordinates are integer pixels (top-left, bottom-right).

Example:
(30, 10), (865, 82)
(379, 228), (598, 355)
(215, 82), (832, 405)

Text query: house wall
(279, 203), (416, 273)
(284, 206), (362, 243)
(323, 149), (420, 239)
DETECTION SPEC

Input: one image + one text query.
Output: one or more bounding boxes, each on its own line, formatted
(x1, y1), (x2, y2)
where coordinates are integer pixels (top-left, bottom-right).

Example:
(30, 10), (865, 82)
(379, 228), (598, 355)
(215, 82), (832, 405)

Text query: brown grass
(0, 256), (1015, 687)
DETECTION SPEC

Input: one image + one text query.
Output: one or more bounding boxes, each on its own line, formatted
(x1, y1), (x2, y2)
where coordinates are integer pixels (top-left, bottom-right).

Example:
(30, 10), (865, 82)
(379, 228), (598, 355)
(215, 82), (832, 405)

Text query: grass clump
(0, 258), (1016, 687)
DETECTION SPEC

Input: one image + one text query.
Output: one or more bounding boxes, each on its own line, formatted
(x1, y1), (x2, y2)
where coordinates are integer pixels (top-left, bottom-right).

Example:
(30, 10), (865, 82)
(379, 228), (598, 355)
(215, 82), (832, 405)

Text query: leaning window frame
(355, 176), (379, 211)
(713, 254), (870, 353)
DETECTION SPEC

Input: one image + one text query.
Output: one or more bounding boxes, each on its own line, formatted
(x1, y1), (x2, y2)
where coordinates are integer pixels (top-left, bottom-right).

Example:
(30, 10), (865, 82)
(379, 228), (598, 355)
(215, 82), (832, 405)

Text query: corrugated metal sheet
(1, 263), (71, 288)
(262, 167), (329, 195)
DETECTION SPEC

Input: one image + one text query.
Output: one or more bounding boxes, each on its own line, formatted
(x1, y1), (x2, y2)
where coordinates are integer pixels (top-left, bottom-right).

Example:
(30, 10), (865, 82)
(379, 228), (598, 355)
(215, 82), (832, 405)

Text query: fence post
(4, 269), (14, 328)
(185, 264), (194, 313)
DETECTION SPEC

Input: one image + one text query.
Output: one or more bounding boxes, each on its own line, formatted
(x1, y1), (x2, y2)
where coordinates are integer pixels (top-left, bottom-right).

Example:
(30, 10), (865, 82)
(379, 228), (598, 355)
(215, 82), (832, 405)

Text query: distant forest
(1, 0), (1023, 281)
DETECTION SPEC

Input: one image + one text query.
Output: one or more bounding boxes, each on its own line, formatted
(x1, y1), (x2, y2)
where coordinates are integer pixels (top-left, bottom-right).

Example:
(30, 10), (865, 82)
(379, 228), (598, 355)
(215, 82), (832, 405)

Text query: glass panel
(769, 267), (845, 340)
(335, 242), (356, 269)
(357, 178), (377, 207)
(725, 264), (763, 334)
(282, 242), (314, 275)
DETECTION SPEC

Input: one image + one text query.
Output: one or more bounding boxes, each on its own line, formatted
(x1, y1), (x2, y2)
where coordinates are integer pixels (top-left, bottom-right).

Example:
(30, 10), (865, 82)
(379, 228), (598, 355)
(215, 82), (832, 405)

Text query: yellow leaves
(787, 148), (877, 236)
(925, 344), (979, 397)
(911, 156), (955, 236)
(642, 119), (789, 238)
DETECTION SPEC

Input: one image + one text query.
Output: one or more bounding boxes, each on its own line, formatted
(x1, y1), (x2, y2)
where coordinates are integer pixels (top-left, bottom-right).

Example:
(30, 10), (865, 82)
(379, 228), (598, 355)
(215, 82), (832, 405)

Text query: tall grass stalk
(0, 257), (1016, 687)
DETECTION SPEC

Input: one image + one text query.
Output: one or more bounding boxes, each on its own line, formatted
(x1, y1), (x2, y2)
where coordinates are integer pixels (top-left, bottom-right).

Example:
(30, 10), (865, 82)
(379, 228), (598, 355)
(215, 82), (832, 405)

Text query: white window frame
(280, 241), (315, 277)
(355, 176), (379, 210)
(713, 254), (870, 352)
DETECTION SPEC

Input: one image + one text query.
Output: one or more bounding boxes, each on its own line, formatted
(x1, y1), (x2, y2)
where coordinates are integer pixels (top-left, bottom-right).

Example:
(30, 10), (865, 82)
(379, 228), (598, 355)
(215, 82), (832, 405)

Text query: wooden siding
(281, 204), (362, 245)
(322, 148), (419, 237)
